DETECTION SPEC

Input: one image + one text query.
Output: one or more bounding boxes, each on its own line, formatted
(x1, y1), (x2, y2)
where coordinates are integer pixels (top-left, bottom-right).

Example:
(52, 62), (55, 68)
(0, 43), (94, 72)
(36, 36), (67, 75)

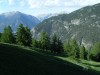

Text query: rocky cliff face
(32, 3), (100, 48)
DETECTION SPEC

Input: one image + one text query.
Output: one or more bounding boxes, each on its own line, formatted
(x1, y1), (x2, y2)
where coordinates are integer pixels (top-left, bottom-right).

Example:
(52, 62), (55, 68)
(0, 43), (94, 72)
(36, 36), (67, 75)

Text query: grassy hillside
(0, 43), (100, 75)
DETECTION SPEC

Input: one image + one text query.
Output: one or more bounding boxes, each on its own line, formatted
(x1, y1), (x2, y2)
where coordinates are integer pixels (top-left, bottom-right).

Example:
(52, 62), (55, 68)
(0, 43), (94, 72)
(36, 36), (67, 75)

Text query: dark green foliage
(90, 42), (100, 61)
(63, 40), (71, 56)
(87, 50), (91, 61)
(80, 45), (87, 59)
(0, 33), (2, 41)
(63, 39), (81, 58)
(0, 33), (1, 38)
(51, 34), (63, 53)
(16, 24), (32, 46)
(32, 32), (63, 53)
(51, 34), (58, 52)
(1, 26), (15, 43)
(24, 26), (32, 46)
(32, 38), (39, 48)
(70, 38), (80, 58)
(57, 38), (63, 53)
(39, 32), (50, 50)
(0, 43), (99, 75)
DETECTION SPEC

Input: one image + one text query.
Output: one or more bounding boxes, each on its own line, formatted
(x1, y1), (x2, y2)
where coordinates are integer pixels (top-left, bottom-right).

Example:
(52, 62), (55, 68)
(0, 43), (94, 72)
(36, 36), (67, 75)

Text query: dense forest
(0, 24), (100, 62)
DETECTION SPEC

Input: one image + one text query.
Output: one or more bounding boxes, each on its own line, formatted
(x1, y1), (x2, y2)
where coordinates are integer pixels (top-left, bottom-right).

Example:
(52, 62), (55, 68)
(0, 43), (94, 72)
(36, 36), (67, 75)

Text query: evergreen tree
(80, 45), (86, 59)
(0, 33), (1, 37)
(63, 40), (71, 56)
(1, 26), (14, 43)
(16, 24), (32, 46)
(51, 34), (63, 53)
(24, 27), (32, 46)
(90, 42), (100, 61)
(87, 50), (91, 61)
(70, 38), (80, 58)
(0, 33), (2, 41)
(32, 38), (39, 48)
(39, 32), (50, 50)
(57, 38), (63, 53)
(51, 34), (58, 52)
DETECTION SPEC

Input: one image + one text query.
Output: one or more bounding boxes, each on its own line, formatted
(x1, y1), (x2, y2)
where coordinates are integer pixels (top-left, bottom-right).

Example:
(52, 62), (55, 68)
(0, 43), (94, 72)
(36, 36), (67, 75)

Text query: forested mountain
(0, 11), (40, 32)
(32, 3), (100, 48)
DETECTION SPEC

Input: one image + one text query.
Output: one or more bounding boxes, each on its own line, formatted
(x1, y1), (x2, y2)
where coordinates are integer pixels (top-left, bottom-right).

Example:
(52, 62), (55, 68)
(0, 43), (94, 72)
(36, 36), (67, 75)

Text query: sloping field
(0, 43), (100, 75)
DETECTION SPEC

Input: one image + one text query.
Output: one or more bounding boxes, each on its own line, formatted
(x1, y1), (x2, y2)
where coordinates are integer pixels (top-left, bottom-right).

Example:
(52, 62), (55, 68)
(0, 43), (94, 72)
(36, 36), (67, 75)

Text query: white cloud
(8, 0), (14, 5)
(1, 0), (100, 14)
(45, 0), (60, 6)
(28, 0), (41, 8)
(0, 0), (4, 3)
(20, 0), (25, 6)
(28, 0), (64, 8)
(2, 0), (100, 8)
(71, 0), (100, 6)
(27, 0), (100, 8)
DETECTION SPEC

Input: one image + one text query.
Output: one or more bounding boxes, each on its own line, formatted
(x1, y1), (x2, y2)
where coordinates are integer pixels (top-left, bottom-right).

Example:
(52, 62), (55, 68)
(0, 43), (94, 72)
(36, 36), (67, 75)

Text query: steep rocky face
(31, 3), (100, 48)
(0, 11), (40, 32)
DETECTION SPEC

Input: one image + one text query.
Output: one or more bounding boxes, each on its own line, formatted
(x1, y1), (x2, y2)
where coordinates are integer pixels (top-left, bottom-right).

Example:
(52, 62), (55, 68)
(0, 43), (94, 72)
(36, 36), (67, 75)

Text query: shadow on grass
(30, 47), (68, 57)
(0, 43), (100, 75)
(30, 47), (100, 75)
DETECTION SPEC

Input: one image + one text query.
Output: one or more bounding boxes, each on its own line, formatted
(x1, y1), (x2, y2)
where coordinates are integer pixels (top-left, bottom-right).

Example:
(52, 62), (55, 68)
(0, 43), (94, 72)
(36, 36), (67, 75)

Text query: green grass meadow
(0, 43), (100, 75)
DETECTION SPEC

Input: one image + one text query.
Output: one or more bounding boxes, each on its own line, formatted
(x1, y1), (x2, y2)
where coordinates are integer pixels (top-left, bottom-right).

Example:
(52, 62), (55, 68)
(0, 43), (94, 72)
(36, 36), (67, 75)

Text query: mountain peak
(2, 11), (22, 17)
(0, 11), (40, 32)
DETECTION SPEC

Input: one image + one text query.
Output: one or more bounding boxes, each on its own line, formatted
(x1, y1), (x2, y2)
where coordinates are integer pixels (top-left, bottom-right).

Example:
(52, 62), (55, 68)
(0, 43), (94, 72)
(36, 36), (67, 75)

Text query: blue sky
(0, 0), (100, 16)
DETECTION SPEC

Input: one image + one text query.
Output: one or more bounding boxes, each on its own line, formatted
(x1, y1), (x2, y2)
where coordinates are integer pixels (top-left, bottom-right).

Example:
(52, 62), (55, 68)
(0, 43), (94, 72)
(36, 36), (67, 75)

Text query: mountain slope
(0, 11), (40, 32)
(32, 3), (100, 48)
(0, 43), (100, 75)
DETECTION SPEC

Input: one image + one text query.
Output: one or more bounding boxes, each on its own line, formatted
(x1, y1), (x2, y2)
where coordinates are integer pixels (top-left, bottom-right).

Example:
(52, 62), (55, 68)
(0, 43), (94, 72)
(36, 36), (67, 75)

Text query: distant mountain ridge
(37, 12), (67, 21)
(0, 11), (40, 32)
(32, 3), (100, 48)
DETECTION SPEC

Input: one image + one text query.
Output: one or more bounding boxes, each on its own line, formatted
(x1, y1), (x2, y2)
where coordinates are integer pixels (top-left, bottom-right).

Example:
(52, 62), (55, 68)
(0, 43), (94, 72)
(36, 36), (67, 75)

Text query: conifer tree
(70, 38), (80, 58)
(0, 33), (2, 41)
(51, 34), (63, 53)
(90, 42), (100, 61)
(1, 26), (15, 43)
(39, 31), (50, 50)
(16, 24), (32, 46)
(63, 40), (71, 56)
(32, 38), (39, 48)
(57, 38), (63, 53)
(51, 34), (58, 52)
(80, 45), (86, 59)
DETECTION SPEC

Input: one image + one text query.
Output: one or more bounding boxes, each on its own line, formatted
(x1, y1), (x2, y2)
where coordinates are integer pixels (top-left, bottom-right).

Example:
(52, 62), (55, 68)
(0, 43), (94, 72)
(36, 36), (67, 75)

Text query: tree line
(0, 24), (100, 62)
(0, 24), (63, 53)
